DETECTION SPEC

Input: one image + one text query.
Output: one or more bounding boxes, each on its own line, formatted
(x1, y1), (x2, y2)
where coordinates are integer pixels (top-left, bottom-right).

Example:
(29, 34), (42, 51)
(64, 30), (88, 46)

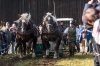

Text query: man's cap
(70, 21), (76, 25)
(6, 22), (9, 26)
(9, 27), (13, 31)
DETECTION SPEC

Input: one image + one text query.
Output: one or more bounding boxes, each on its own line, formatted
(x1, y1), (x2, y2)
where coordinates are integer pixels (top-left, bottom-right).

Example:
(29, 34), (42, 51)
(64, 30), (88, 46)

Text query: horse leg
(46, 41), (50, 57)
(18, 40), (23, 58)
(26, 39), (33, 54)
(15, 39), (18, 54)
(27, 39), (33, 54)
(43, 40), (50, 58)
(26, 42), (31, 54)
(54, 38), (61, 59)
(22, 41), (26, 56)
(42, 40), (46, 57)
(32, 38), (37, 58)
(15, 42), (19, 54)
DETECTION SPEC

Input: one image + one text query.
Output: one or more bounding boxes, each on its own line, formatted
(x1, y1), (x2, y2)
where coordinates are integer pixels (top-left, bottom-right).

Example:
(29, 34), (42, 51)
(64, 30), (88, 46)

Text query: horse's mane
(14, 13), (31, 23)
(20, 13), (31, 20)
(44, 12), (57, 23)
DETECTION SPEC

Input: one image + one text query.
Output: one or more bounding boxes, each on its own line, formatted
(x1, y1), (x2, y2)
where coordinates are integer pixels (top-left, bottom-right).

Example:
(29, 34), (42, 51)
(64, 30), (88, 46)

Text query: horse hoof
(43, 55), (49, 58)
(19, 55), (23, 59)
(23, 55), (26, 58)
(53, 54), (58, 59)
(53, 56), (58, 59)
(82, 52), (84, 55)
(43, 55), (46, 58)
(46, 49), (49, 55)
(86, 53), (87, 55)
(32, 53), (36, 58)
(19, 54), (23, 58)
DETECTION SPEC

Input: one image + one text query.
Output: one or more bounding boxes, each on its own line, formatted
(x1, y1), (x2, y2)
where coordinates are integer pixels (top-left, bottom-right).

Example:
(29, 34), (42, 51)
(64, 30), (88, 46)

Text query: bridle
(42, 13), (59, 33)
(17, 19), (33, 35)
(42, 20), (58, 33)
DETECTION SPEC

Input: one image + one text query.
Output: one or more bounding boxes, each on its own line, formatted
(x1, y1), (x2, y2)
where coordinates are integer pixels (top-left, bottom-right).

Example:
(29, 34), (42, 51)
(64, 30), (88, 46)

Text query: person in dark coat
(3, 28), (9, 55)
(59, 21), (67, 46)
(0, 30), (4, 55)
(59, 21), (66, 32)
(9, 27), (16, 54)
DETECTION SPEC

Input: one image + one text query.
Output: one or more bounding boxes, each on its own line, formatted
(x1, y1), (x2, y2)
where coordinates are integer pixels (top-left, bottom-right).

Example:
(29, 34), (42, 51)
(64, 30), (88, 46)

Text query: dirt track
(0, 54), (62, 66)
(0, 51), (69, 66)
(0, 36), (69, 66)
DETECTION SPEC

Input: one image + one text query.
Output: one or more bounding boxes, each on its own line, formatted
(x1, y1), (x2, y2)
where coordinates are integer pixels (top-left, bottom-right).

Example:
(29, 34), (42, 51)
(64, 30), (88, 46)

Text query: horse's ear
(42, 22), (45, 25)
(52, 11), (54, 15)
(26, 14), (29, 18)
(18, 14), (21, 17)
(27, 13), (31, 19)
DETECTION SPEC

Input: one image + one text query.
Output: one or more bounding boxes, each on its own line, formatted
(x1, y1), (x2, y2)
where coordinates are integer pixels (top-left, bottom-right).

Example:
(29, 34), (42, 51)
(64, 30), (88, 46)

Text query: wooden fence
(0, 0), (89, 26)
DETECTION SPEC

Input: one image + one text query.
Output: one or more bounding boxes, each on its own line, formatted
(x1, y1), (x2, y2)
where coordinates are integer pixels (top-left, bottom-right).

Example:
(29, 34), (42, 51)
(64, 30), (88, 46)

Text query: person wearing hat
(63, 21), (79, 57)
(9, 27), (16, 54)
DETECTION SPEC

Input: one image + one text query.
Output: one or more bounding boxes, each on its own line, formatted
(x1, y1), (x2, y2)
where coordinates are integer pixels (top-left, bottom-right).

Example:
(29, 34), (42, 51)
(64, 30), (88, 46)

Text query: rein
(42, 26), (58, 33)
(17, 26), (34, 35)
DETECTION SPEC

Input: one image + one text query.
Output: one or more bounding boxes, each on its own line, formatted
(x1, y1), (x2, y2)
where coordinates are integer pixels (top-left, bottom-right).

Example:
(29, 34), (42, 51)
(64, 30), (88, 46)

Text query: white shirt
(64, 27), (79, 37)
(92, 19), (100, 44)
(78, 26), (84, 36)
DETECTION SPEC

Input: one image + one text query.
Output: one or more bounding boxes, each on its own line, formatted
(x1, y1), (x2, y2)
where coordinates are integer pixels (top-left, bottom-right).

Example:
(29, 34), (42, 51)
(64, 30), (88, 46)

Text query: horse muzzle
(20, 29), (26, 34)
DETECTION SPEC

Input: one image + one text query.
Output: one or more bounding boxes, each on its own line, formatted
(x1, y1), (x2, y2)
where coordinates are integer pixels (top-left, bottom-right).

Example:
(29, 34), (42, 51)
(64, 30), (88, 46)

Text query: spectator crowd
(0, 22), (17, 55)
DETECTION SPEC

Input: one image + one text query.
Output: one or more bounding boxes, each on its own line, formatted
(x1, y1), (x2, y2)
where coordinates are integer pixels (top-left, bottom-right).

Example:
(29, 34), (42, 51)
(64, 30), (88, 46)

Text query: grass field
(55, 53), (94, 66)
(0, 52), (94, 66)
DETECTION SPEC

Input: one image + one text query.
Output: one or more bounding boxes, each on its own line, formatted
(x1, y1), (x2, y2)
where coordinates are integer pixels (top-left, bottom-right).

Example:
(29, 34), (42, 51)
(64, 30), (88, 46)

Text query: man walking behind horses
(63, 21), (79, 57)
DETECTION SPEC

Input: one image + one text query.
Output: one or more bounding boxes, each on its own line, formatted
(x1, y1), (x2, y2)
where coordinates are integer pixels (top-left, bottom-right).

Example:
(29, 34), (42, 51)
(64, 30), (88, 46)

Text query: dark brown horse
(14, 13), (37, 58)
(41, 12), (62, 59)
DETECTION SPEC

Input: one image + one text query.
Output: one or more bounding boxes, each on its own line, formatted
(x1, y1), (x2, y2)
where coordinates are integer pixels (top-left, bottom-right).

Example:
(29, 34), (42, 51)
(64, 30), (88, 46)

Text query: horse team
(3, 12), (76, 59)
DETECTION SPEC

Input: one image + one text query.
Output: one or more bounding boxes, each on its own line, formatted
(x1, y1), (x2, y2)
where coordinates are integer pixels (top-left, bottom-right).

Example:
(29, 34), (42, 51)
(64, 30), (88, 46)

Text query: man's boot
(69, 49), (72, 57)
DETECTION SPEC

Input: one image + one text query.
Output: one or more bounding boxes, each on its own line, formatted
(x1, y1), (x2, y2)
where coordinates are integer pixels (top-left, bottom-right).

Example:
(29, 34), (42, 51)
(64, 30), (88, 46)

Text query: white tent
(57, 18), (74, 27)
(56, 18), (74, 23)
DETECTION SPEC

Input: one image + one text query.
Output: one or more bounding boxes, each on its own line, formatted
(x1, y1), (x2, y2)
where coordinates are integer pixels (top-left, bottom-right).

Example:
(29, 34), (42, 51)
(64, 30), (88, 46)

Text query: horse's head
(14, 13), (31, 33)
(42, 12), (58, 33)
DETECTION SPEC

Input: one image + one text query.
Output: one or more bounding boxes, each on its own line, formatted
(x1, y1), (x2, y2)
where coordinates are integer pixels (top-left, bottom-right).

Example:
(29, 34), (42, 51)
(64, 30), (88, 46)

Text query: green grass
(0, 52), (94, 66)
(14, 59), (44, 66)
(55, 53), (94, 66)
